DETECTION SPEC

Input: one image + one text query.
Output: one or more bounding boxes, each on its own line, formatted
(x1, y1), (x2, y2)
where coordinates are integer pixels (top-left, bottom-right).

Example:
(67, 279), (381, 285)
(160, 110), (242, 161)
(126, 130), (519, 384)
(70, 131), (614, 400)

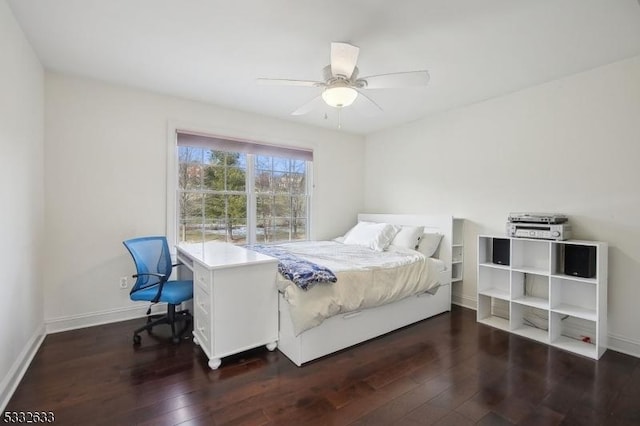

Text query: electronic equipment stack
(506, 212), (571, 240)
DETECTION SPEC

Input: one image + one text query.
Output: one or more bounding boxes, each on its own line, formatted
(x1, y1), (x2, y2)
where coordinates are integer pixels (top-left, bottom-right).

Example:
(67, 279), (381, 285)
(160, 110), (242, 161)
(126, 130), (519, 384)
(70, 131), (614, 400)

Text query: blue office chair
(123, 236), (193, 344)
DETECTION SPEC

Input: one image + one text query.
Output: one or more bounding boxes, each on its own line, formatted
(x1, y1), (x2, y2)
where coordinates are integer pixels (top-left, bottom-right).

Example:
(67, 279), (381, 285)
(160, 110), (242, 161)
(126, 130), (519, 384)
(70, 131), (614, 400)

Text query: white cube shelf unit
(477, 235), (608, 359)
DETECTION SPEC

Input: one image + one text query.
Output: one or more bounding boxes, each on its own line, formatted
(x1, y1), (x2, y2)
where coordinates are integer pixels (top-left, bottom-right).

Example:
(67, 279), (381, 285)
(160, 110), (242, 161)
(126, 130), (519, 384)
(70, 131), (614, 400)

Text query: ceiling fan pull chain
(338, 107), (342, 129)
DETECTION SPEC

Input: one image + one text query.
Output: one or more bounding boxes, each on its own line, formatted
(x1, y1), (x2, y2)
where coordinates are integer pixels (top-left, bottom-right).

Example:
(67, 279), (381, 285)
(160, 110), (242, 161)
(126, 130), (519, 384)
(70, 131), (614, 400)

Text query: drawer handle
(343, 311), (361, 320)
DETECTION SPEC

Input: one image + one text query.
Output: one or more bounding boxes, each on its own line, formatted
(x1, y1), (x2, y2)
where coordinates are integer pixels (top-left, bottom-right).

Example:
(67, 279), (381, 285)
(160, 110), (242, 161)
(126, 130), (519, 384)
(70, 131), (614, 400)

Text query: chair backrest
(123, 236), (172, 294)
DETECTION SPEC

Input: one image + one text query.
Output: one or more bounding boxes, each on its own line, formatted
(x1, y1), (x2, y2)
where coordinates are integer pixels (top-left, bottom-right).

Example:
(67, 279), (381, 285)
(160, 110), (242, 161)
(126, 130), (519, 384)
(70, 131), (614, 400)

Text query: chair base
(133, 304), (192, 344)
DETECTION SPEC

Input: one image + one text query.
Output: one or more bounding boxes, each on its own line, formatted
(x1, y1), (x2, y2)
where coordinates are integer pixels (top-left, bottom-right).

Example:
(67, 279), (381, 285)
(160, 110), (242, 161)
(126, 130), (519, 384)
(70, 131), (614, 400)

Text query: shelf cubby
(550, 276), (597, 321)
(511, 238), (550, 274)
(511, 271), (549, 310)
(551, 241), (600, 280)
(478, 235), (508, 267)
(477, 266), (510, 300)
(511, 304), (549, 344)
(452, 245), (463, 263)
(549, 313), (601, 359)
(477, 294), (510, 331)
(452, 262), (463, 283)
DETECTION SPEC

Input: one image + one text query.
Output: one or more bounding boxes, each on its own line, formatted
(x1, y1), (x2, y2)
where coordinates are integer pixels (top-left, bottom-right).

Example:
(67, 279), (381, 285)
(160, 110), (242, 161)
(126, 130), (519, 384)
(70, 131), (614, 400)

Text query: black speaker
(492, 238), (510, 266)
(564, 244), (596, 278)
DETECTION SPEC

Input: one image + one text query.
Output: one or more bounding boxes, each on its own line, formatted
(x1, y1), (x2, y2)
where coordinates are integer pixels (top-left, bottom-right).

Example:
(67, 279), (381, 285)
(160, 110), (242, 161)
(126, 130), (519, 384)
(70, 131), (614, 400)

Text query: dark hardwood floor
(6, 306), (640, 425)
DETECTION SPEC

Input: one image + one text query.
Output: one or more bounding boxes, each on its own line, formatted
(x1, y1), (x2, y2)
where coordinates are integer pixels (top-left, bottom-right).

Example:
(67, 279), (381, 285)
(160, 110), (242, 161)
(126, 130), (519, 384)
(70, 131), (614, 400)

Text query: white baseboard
(607, 333), (640, 358)
(0, 324), (46, 412)
(452, 294), (477, 310)
(45, 304), (169, 334)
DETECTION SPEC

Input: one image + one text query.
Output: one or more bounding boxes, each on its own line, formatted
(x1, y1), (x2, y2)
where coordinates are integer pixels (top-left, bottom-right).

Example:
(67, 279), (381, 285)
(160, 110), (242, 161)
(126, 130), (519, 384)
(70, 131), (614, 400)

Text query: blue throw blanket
(246, 244), (337, 290)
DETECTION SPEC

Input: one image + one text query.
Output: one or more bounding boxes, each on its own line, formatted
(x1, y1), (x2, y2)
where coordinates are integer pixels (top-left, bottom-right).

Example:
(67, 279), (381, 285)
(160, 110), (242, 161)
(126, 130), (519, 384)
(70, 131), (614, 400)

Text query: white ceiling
(8, 0), (640, 135)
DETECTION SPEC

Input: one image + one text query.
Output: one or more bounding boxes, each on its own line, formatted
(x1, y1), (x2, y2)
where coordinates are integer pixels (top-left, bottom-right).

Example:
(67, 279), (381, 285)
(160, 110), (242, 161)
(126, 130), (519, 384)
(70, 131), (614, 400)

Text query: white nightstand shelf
(451, 219), (464, 283)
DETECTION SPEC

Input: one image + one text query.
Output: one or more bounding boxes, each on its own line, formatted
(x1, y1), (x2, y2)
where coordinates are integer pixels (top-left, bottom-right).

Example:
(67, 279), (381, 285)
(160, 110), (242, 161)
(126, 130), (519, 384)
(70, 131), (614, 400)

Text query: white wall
(0, 0), (45, 409)
(44, 73), (365, 330)
(364, 55), (640, 356)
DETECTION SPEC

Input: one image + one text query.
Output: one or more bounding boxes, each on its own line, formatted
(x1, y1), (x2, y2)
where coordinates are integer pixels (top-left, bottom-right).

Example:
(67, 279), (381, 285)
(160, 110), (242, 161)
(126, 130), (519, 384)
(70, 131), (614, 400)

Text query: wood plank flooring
(6, 306), (640, 425)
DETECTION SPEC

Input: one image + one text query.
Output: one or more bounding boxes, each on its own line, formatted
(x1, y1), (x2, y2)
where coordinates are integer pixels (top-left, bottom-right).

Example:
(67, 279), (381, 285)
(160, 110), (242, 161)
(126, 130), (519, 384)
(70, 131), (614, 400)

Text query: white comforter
(275, 241), (445, 335)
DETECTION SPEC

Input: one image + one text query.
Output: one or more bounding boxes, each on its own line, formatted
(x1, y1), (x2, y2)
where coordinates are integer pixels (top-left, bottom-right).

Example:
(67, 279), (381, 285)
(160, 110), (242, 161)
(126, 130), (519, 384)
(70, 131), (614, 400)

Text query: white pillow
(390, 225), (425, 250)
(332, 223), (358, 243)
(417, 233), (443, 257)
(343, 222), (399, 252)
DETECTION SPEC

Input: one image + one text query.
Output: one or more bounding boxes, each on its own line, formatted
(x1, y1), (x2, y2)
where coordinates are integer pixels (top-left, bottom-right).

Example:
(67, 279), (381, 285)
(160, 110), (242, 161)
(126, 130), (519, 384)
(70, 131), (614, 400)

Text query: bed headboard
(357, 213), (454, 284)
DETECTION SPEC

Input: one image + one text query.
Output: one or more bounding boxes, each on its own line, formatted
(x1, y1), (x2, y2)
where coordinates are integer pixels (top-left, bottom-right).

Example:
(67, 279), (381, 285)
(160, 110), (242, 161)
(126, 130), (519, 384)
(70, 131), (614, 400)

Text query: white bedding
(273, 241), (446, 335)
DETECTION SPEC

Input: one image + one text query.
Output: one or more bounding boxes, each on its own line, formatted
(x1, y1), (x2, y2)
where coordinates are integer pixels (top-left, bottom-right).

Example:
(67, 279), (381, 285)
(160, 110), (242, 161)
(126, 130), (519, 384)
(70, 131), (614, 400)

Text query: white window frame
(166, 121), (314, 248)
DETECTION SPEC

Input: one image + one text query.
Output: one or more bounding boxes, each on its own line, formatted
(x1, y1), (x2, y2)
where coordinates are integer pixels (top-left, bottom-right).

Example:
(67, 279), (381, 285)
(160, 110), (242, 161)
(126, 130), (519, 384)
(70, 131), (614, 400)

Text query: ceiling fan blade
(354, 90), (384, 116)
(257, 78), (323, 87)
(291, 95), (324, 116)
(359, 71), (430, 89)
(331, 42), (360, 79)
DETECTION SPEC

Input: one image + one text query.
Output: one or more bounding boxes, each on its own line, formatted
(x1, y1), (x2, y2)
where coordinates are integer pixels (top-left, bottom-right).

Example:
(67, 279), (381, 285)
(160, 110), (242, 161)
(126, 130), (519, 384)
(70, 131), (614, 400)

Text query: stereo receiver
(506, 222), (571, 240)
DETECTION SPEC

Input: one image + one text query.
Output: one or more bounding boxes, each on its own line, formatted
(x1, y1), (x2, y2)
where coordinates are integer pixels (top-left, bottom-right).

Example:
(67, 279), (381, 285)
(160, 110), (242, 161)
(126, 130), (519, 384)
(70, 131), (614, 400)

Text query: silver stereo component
(508, 212), (568, 224)
(506, 222), (572, 240)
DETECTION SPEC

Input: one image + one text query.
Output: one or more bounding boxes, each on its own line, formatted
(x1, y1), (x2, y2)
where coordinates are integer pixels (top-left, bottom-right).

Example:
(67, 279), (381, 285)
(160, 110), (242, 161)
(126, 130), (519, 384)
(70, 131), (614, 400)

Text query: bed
(273, 214), (454, 366)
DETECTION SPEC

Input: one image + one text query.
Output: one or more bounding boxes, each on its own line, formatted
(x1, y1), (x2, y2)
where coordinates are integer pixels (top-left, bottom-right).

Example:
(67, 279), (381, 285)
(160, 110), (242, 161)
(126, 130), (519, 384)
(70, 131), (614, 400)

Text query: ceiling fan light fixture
(322, 86), (358, 108)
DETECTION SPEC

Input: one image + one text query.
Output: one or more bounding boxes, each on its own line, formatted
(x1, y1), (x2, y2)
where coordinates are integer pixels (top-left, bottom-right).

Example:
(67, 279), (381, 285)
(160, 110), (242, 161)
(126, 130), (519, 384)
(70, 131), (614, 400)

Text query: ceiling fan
(258, 42), (430, 117)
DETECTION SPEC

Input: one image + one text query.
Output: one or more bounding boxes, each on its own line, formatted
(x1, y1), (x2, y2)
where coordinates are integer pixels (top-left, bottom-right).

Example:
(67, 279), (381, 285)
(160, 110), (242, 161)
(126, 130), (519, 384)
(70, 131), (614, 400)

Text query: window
(175, 132), (312, 245)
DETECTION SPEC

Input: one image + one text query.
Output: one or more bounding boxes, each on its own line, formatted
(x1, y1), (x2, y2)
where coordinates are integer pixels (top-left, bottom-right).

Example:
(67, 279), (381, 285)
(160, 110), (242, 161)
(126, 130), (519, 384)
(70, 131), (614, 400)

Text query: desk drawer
(194, 314), (211, 350)
(194, 263), (211, 293)
(194, 285), (210, 318)
(193, 284), (211, 351)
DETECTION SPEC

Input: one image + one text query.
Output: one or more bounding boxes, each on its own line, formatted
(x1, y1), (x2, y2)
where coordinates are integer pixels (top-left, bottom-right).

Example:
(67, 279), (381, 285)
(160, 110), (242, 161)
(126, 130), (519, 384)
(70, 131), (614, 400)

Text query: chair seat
(130, 280), (193, 305)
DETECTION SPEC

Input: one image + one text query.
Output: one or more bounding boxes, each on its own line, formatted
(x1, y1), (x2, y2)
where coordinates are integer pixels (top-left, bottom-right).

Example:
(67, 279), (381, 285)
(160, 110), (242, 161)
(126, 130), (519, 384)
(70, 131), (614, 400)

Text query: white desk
(176, 242), (278, 369)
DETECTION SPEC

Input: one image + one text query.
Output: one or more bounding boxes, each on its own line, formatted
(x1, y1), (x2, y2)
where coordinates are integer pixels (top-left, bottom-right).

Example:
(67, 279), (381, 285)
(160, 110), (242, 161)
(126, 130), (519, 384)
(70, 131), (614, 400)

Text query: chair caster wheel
(133, 334), (141, 345)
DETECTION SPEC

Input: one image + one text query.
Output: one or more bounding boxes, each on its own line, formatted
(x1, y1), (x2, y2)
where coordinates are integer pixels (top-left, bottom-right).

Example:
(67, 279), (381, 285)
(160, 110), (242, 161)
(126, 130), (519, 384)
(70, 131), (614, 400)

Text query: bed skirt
(277, 283), (451, 366)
